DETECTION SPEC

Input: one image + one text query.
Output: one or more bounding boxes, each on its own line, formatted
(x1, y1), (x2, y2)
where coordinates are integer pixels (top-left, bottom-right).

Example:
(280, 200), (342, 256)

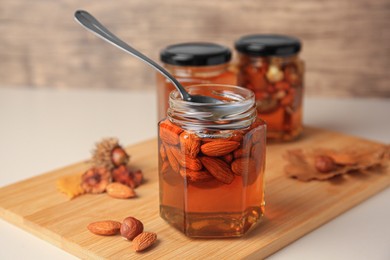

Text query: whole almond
(87, 220), (121, 236)
(231, 157), (256, 176)
(229, 131), (244, 142)
(200, 157), (234, 184)
(179, 156), (203, 171)
(234, 147), (251, 159)
(201, 140), (240, 157)
(120, 217), (143, 240)
(251, 142), (263, 158)
(161, 160), (171, 176)
(159, 120), (183, 145)
(222, 153), (233, 164)
(251, 130), (263, 144)
(160, 144), (167, 161)
(180, 132), (201, 158)
(132, 232), (157, 252)
(106, 182), (136, 199)
(165, 145), (180, 173)
(179, 168), (214, 183)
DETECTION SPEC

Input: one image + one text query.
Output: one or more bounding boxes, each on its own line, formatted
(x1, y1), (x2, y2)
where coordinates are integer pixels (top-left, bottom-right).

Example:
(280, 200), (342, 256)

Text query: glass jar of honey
(157, 43), (237, 121)
(235, 35), (304, 141)
(158, 84), (266, 238)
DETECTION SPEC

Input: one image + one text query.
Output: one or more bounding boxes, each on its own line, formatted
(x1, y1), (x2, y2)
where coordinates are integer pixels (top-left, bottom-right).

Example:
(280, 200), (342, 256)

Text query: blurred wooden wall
(1, 0), (389, 97)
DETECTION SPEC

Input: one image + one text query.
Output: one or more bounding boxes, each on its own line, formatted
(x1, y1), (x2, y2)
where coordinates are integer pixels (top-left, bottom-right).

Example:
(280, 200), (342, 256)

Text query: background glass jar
(157, 42), (237, 121)
(158, 84), (266, 238)
(235, 34), (304, 141)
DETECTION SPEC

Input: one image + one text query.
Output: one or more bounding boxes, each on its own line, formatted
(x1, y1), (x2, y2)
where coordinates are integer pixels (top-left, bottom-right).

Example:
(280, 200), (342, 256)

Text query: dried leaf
(284, 145), (390, 182)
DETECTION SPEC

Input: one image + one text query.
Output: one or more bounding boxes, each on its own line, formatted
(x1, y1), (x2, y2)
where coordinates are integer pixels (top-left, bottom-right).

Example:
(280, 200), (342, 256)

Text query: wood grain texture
(0, 0), (389, 97)
(0, 127), (389, 259)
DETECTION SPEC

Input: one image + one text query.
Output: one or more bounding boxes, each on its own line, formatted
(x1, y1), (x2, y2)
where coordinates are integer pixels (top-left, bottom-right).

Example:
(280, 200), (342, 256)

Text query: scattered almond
(106, 182), (136, 199)
(87, 220), (121, 236)
(132, 232), (157, 252)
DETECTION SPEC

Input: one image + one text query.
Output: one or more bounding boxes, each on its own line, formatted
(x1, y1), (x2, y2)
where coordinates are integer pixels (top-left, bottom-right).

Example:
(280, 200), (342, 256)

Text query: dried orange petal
(56, 173), (85, 199)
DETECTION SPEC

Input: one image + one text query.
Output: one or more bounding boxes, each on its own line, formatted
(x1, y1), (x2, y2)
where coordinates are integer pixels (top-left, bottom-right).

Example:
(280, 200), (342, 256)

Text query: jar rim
(168, 84), (257, 131)
(169, 84), (255, 105)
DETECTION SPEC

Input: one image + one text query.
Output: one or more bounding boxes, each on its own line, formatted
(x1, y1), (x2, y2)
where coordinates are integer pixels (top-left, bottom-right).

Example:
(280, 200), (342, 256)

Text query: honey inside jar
(158, 84), (266, 238)
(157, 42), (237, 121)
(235, 35), (304, 141)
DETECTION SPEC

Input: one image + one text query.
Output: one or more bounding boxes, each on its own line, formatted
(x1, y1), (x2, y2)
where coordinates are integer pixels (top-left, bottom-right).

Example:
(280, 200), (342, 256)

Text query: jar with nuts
(235, 34), (304, 141)
(157, 42), (237, 121)
(158, 84), (266, 238)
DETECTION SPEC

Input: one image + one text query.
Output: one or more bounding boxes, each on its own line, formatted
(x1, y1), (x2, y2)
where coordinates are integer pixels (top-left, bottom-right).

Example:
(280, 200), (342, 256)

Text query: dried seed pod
(111, 146), (129, 167)
(81, 167), (111, 194)
(132, 170), (143, 187)
(92, 138), (130, 170)
(112, 165), (135, 188)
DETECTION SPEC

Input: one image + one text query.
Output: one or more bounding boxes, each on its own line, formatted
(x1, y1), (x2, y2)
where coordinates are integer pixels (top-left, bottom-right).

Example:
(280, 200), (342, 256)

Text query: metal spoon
(74, 10), (221, 104)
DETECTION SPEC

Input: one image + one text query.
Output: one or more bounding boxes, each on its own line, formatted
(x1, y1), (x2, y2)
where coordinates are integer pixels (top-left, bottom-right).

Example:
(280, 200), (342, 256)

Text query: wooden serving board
(0, 127), (389, 259)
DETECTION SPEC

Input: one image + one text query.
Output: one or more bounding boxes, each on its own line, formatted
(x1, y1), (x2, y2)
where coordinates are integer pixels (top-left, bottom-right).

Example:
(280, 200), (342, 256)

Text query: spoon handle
(74, 10), (190, 101)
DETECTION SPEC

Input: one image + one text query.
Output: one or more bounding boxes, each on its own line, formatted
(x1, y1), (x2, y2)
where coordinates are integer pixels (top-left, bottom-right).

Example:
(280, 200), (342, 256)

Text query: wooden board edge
(0, 206), (100, 259)
(246, 177), (390, 259)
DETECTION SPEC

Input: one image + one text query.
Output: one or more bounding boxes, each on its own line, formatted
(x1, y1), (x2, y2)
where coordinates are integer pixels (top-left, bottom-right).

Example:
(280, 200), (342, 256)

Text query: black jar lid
(234, 34), (301, 57)
(160, 42), (232, 66)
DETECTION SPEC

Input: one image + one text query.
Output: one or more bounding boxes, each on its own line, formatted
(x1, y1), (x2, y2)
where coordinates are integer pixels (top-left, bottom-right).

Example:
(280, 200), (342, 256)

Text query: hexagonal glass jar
(158, 84), (266, 238)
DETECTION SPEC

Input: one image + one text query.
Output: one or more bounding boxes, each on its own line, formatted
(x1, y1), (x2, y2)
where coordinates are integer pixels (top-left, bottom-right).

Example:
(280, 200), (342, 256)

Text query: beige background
(0, 0), (389, 97)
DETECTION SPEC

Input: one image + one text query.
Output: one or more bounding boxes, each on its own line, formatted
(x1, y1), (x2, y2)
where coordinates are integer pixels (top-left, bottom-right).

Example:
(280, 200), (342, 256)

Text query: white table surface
(0, 87), (389, 260)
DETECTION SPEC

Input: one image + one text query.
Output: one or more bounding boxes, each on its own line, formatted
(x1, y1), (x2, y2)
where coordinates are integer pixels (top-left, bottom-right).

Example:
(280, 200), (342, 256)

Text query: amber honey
(158, 84), (266, 238)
